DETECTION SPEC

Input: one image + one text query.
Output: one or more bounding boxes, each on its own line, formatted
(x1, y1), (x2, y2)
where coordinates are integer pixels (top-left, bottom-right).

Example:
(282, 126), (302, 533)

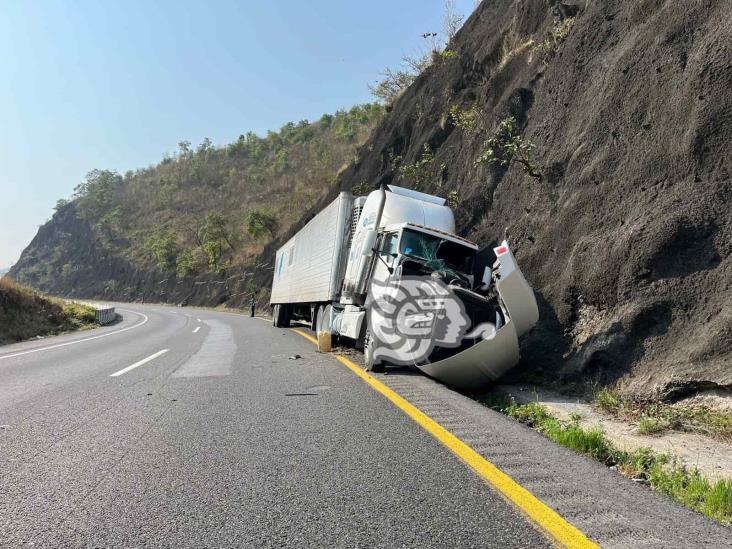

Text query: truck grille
(347, 203), (364, 247)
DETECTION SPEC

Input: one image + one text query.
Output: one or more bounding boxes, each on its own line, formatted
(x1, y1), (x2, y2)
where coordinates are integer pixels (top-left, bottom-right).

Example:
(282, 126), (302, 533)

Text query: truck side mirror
(361, 229), (377, 256)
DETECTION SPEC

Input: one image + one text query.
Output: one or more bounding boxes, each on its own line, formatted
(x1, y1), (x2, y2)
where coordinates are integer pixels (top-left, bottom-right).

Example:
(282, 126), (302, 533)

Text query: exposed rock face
(255, 0), (732, 399)
(9, 204), (234, 306)
(11, 0), (731, 399)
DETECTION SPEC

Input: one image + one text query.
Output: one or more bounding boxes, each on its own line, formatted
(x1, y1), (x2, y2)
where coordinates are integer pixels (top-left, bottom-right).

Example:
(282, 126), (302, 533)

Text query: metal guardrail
(95, 306), (116, 325)
(78, 302), (117, 325)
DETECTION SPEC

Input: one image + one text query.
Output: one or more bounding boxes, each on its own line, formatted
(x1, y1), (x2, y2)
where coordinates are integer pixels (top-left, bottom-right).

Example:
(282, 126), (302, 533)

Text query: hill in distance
(10, 104), (383, 305)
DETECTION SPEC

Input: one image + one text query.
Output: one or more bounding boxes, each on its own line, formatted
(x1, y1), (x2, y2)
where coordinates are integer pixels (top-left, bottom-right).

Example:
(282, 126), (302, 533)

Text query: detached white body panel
(415, 241), (539, 389)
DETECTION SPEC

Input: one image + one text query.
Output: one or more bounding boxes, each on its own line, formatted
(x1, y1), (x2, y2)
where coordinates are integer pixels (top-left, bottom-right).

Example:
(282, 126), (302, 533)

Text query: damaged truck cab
(270, 185), (538, 389)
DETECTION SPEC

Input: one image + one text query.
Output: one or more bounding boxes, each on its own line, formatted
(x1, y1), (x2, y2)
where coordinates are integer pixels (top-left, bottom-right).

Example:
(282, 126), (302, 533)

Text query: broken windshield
(399, 229), (474, 275)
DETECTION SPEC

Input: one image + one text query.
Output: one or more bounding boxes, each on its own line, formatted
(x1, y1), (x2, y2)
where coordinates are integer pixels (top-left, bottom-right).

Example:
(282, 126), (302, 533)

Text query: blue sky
(0, 0), (476, 267)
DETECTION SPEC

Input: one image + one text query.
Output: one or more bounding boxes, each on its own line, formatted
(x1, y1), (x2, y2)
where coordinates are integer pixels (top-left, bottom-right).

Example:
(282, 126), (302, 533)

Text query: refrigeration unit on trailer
(269, 185), (539, 389)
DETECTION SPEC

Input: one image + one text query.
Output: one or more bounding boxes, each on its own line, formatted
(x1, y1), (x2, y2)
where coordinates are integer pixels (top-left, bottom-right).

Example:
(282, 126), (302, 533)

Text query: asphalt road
(0, 304), (729, 548)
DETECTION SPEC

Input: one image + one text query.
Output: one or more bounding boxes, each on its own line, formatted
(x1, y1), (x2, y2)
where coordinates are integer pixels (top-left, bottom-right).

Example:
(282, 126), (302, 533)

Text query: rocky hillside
(257, 0), (732, 400)
(12, 0), (731, 400)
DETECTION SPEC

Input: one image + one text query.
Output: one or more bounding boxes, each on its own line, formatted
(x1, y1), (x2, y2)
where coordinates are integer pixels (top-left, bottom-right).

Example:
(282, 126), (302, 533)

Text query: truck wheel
(315, 305), (327, 333)
(310, 305), (318, 332)
(273, 304), (290, 328)
(364, 326), (385, 373)
(272, 305), (279, 327)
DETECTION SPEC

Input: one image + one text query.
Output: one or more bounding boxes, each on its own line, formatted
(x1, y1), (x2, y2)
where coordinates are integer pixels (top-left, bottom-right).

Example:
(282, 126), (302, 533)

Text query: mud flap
(416, 319), (520, 389)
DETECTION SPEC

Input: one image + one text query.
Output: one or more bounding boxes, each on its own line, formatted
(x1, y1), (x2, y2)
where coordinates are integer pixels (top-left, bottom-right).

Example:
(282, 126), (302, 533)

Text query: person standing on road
(249, 295), (257, 317)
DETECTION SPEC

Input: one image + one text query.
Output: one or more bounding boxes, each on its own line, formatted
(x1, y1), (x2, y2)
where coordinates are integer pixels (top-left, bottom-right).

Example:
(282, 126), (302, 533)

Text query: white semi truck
(270, 185), (538, 389)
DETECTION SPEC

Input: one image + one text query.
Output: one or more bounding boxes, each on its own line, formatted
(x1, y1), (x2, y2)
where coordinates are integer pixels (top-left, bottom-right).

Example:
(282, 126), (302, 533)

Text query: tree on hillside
(200, 213), (236, 271)
(73, 169), (123, 221)
(245, 209), (278, 241)
(145, 231), (179, 271)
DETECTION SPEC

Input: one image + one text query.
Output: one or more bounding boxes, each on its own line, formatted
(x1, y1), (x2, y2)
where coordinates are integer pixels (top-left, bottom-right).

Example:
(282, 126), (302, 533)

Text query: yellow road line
(293, 329), (598, 549)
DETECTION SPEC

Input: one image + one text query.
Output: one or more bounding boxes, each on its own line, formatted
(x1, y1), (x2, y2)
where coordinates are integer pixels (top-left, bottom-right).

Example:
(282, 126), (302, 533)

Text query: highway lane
(0, 304), (553, 548)
(2, 304), (730, 548)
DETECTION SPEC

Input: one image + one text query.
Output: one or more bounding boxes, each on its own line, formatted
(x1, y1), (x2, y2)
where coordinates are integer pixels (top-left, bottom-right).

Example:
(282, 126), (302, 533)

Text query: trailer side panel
(270, 193), (352, 305)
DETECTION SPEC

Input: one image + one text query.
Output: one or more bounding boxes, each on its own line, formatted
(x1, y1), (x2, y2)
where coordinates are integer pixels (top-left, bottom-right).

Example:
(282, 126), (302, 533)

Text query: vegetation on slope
(14, 104), (382, 297)
(595, 388), (732, 441)
(482, 396), (732, 525)
(0, 278), (99, 345)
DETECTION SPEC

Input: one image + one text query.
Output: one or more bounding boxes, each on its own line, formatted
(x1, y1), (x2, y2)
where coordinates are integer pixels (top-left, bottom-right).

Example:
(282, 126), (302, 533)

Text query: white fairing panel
(416, 240), (538, 389)
(418, 320), (520, 388)
(492, 240), (539, 337)
(271, 193), (352, 304)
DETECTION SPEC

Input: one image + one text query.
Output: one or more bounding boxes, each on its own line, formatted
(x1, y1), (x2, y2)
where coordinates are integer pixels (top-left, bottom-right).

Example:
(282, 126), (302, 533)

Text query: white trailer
(270, 192), (357, 328)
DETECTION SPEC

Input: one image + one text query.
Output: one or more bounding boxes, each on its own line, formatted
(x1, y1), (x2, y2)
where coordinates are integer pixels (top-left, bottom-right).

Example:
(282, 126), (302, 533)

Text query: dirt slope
(0, 278), (98, 345)
(256, 0), (732, 400)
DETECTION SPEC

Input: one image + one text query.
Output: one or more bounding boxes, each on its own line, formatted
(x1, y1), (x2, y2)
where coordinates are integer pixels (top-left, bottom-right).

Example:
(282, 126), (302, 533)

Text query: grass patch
(528, 17), (575, 65)
(592, 387), (732, 441)
(594, 387), (622, 414)
(61, 302), (99, 329)
(638, 416), (673, 435)
(482, 397), (732, 524)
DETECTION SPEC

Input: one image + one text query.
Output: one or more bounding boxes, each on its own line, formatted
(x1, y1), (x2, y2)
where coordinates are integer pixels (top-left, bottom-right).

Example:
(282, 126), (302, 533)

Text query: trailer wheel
(273, 304), (290, 328)
(310, 305), (318, 332)
(364, 324), (385, 373)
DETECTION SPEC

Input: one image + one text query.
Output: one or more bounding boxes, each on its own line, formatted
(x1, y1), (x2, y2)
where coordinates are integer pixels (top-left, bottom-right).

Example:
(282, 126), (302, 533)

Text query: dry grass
(593, 387), (732, 442)
(498, 29), (533, 69)
(0, 278), (98, 344)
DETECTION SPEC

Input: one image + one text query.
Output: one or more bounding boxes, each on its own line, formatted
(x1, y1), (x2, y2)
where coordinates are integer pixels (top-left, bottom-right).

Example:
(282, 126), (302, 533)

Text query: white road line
(0, 309), (149, 361)
(193, 327), (201, 333)
(109, 349), (169, 377)
(197, 318), (201, 322)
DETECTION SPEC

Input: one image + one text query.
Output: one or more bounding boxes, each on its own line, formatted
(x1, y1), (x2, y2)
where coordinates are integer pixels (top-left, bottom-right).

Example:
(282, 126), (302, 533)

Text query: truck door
(371, 232), (399, 286)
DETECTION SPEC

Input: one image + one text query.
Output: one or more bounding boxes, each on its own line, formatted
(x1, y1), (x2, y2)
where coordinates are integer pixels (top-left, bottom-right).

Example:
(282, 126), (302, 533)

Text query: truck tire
(273, 304), (290, 328)
(310, 305), (318, 332)
(363, 325), (385, 373)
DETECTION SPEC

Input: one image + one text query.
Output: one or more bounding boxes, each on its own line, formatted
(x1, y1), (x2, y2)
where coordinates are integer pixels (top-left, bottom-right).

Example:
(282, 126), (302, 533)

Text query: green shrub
(475, 117), (541, 179)
(446, 190), (459, 209)
(448, 104), (480, 135)
(595, 387), (623, 414)
(62, 302), (98, 326)
(145, 231), (179, 271)
(245, 209), (278, 241)
(397, 143), (445, 190)
(176, 249), (206, 278)
(351, 181), (373, 196)
(529, 17), (575, 65)
(439, 49), (459, 62)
